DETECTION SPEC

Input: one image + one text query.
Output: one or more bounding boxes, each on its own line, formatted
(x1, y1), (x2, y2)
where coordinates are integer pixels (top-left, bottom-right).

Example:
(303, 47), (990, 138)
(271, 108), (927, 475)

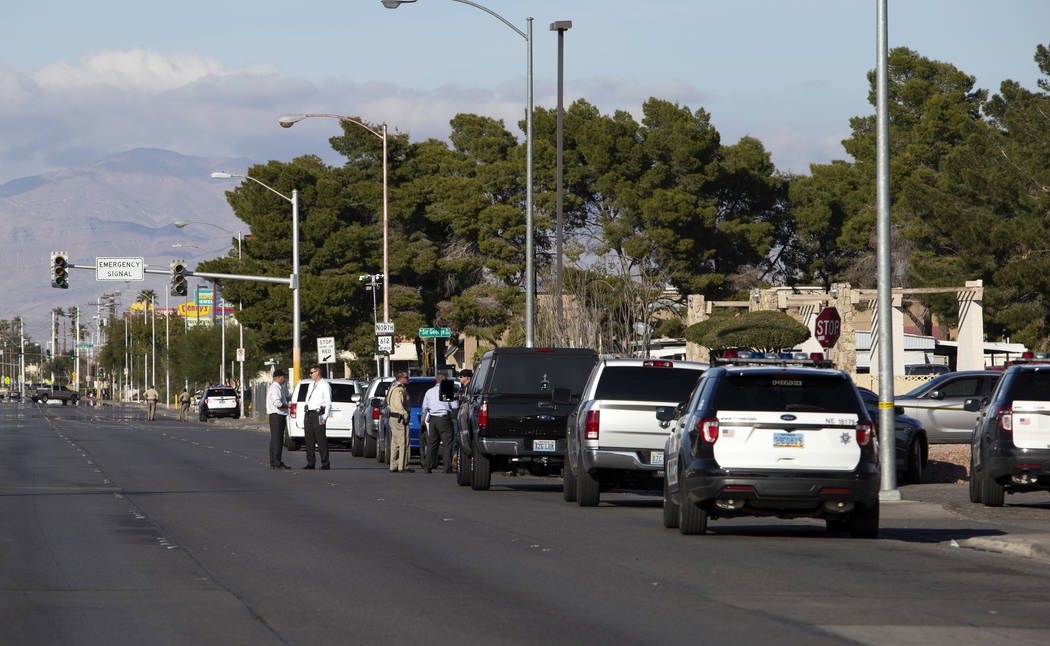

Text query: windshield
(715, 373), (861, 414)
(488, 354), (596, 395)
(209, 388), (237, 397)
(594, 366), (704, 402)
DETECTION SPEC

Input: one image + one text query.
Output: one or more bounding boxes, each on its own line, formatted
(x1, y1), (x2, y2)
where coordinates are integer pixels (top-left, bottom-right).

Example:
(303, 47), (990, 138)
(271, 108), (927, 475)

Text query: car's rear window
(372, 382), (391, 398)
(330, 383), (358, 402)
(210, 388), (237, 397)
(594, 366), (703, 402)
(714, 373), (860, 414)
(489, 354), (596, 395)
(405, 382), (433, 407)
(1007, 372), (1050, 401)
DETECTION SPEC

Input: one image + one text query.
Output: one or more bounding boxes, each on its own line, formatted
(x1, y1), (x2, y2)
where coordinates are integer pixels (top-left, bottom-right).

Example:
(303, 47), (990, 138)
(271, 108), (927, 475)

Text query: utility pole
(74, 307), (80, 396)
(19, 319), (25, 398)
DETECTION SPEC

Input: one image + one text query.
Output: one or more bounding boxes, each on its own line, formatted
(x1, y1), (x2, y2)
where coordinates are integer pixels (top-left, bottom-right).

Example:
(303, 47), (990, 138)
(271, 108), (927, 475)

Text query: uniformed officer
(177, 388), (191, 421)
(144, 384), (159, 421)
(387, 371), (412, 473)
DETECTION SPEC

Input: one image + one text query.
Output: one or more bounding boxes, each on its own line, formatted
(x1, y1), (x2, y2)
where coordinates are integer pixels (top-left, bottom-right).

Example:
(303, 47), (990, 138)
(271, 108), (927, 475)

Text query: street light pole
(278, 113), (389, 375)
(550, 20), (572, 338)
(383, 0), (535, 347)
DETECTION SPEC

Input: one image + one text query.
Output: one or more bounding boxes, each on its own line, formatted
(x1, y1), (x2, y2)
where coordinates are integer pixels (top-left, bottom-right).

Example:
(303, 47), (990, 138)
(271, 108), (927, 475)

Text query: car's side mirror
(351, 393), (361, 403)
(552, 387), (571, 404)
(655, 406), (676, 422)
(930, 390), (945, 401)
(963, 398), (983, 412)
(895, 406), (904, 416)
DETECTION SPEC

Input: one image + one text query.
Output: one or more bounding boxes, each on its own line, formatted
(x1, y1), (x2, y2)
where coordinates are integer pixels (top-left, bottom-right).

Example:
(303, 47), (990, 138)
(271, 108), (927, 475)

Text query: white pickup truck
(564, 358), (708, 506)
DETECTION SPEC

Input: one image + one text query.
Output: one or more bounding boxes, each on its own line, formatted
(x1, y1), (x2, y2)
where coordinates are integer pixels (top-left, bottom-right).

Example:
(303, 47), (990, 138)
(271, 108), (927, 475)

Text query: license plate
(533, 439), (556, 452)
(773, 432), (803, 448)
(650, 450), (664, 466)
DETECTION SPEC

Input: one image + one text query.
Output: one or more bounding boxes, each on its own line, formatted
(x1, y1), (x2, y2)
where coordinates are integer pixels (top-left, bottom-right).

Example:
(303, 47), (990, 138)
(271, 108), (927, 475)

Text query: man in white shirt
(302, 364), (333, 470)
(421, 373), (457, 473)
(267, 369), (290, 470)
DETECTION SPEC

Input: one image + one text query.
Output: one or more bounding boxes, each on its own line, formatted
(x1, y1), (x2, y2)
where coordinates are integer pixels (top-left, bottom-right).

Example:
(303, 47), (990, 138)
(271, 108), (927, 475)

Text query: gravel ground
(924, 444), (970, 484)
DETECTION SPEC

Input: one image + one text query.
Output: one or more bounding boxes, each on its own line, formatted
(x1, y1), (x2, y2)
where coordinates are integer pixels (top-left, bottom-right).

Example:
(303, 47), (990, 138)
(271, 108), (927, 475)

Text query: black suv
(658, 353), (880, 537)
(456, 347), (599, 490)
(967, 362), (1050, 506)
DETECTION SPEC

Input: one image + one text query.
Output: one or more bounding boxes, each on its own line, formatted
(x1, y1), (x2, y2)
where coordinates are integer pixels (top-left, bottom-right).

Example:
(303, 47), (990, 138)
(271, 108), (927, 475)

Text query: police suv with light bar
(657, 351), (880, 538)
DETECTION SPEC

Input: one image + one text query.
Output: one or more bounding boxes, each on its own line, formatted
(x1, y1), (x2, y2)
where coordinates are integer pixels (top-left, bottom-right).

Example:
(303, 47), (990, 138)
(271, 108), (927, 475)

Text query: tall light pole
(382, 0), (536, 347)
(279, 113), (391, 374)
(211, 172), (302, 385)
(550, 20), (571, 338)
(359, 273), (384, 377)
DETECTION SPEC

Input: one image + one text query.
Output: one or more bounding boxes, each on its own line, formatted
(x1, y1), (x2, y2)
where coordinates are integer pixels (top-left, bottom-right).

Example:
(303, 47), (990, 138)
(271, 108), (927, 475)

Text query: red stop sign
(814, 307), (841, 349)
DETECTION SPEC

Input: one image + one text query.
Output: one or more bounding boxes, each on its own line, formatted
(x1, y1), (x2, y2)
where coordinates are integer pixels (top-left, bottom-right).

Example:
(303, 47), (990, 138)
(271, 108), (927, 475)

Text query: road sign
(376, 334), (393, 355)
(419, 327), (451, 338)
(814, 307), (842, 349)
(317, 336), (336, 364)
(236, 347), (245, 362)
(95, 257), (144, 281)
(264, 358), (280, 366)
(75, 343), (93, 349)
(375, 322), (395, 334)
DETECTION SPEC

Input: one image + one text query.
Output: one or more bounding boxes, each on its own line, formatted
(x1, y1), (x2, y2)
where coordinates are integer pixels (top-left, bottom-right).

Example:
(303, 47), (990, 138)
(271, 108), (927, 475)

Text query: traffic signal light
(170, 259), (187, 296)
(50, 251), (69, 289)
(45, 349), (51, 361)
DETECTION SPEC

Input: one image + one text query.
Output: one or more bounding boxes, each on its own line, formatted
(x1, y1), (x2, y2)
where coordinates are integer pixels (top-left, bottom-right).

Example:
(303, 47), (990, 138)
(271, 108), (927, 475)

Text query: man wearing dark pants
(302, 365), (332, 470)
(422, 373), (457, 473)
(267, 369), (290, 469)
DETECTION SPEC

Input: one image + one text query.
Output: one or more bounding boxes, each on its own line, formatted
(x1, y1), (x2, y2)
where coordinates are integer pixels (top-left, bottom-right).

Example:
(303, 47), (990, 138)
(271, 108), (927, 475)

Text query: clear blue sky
(1, 0), (1048, 184)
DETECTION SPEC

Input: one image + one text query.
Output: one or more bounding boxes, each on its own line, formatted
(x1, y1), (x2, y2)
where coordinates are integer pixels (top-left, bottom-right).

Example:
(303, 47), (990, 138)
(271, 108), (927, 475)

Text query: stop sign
(814, 307), (841, 349)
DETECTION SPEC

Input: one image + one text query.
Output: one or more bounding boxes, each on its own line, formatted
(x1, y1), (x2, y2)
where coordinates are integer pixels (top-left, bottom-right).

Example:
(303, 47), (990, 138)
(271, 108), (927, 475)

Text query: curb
(957, 535), (1050, 563)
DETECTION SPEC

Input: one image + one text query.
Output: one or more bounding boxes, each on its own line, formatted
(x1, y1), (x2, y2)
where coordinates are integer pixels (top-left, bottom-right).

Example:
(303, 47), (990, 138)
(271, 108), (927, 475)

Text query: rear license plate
(533, 439), (556, 452)
(650, 450), (664, 466)
(773, 432), (803, 448)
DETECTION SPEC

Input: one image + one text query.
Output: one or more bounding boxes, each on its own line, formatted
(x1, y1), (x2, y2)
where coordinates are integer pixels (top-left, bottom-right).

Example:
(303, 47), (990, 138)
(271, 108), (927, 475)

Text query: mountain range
(0, 148), (257, 342)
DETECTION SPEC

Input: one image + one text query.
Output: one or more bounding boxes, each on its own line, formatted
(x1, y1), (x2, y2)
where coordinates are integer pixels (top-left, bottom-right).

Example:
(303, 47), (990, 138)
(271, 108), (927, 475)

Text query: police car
(199, 386), (240, 420)
(657, 351), (880, 538)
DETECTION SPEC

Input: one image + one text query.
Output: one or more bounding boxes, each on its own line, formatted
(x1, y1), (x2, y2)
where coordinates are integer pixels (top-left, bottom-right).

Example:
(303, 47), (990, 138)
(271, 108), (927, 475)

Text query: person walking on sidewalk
(302, 365), (332, 470)
(144, 385), (159, 421)
(267, 369), (291, 469)
(177, 388), (191, 421)
(388, 371), (412, 473)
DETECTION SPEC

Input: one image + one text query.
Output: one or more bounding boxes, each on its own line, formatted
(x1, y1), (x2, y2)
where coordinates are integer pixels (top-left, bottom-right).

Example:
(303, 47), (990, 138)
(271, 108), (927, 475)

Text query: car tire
(199, 406), (208, 422)
(662, 476), (679, 529)
(364, 432), (377, 459)
(456, 442), (471, 487)
(562, 451), (578, 502)
(826, 516), (850, 533)
(284, 429), (298, 452)
(232, 412), (240, 420)
(351, 432), (364, 457)
(968, 450), (982, 503)
(678, 479), (707, 536)
(848, 500), (879, 538)
(904, 438), (924, 485)
(419, 427), (429, 468)
(981, 468), (1005, 507)
(470, 437), (491, 491)
(576, 465), (600, 507)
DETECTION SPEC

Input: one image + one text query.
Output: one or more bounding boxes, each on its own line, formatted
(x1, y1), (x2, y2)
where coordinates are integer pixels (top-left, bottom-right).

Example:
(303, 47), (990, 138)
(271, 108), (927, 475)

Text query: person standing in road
(388, 371), (412, 473)
(177, 388), (191, 421)
(422, 373), (457, 473)
(302, 365), (332, 470)
(144, 384), (159, 421)
(267, 369), (291, 470)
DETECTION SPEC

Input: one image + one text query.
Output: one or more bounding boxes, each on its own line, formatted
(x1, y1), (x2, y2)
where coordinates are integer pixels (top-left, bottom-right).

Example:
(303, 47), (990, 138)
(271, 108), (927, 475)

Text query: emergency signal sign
(814, 307), (841, 349)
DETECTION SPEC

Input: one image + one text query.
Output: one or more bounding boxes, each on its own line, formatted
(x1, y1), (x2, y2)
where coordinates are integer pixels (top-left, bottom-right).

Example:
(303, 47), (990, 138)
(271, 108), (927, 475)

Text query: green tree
(685, 311), (811, 352)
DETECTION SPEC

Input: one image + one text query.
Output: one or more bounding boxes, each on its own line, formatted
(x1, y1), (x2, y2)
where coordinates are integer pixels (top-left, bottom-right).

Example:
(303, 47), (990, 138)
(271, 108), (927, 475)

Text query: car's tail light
(856, 420), (874, 446)
(290, 403), (297, 417)
(689, 416), (719, 454)
(997, 406), (1013, 433)
(585, 410), (600, 440)
(371, 405), (380, 420)
(479, 400), (488, 429)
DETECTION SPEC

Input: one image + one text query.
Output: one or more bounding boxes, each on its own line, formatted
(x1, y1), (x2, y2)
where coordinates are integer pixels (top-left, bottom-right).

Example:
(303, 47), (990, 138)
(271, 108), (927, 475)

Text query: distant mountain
(0, 148), (257, 342)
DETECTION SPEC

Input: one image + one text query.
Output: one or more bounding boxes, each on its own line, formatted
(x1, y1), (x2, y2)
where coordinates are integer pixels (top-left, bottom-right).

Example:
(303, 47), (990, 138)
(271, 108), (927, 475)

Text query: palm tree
(137, 289), (156, 305)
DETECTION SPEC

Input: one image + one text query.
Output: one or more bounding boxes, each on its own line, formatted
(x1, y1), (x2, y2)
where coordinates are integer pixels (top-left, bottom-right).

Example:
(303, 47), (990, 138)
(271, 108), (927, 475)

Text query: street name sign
(375, 322), (395, 334)
(264, 358), (280, 366)
(419, 327), (451, 338)
(96, 257), (144, 281)
(317, 337), (336, 364)
(75, 343), (94, 349)
(814, 307), (842, 349)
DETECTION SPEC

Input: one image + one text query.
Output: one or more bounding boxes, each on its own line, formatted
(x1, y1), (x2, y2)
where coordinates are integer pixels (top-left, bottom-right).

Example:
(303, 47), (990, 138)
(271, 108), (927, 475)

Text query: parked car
(199, 386), (240, 420)
(565, 358), (708, 506)
(967, 359), (1050, 506)
(285, 378), (362, 450)
(894, 370), (1000, 443)
(377, 376), (436, 465)
(856, 387), (928, 484)
(32, 384), (79, 405)
(351, 377), (393, 459)
(659, 351), (880, 538)
(457, 347), (599, 490)
(905, 363), (950, 376)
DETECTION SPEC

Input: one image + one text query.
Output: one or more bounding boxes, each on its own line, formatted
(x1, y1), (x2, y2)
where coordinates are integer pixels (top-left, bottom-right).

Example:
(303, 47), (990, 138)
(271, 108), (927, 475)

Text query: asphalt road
(4, 402), (1050, 646)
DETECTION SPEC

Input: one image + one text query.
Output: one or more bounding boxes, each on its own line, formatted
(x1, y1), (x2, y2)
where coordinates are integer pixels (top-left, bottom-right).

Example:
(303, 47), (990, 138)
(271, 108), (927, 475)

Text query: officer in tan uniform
(387, 371), (412, 473)
(144, 385), (160, 421)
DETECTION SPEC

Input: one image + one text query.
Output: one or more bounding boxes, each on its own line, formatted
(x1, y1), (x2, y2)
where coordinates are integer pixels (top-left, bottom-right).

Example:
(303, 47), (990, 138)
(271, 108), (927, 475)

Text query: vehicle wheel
(903, 439), (924, 485)
(968, 451), (982, 503)
(232, 412), (240, 420)
(284, 429), (297, 452)
(470, 438), (491, 491)
(351, 433), (364, 457)
(199, 406), (208, 422)
(678, 477), (707, 535)
(577, 465), (600, 507)
(562, 451), (578, 502)
(981, 469), (1005, 507)
(825, 516), (850, 533)
(456, 442), (471, 487)
(419, 428), (429, 468)
(848, 500), (879, 538)
(377, 436), (387, 464)
(662, 477), (679, 529)
(364, 433), (377, 459)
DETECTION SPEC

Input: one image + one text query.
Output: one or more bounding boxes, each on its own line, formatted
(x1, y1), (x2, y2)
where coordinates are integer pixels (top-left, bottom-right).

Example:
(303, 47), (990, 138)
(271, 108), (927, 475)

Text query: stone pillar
(957, 279), (984, 370)
(892, 292), (906, 376)
(834, 284), (857, 375)
(685, 295), (709, 363)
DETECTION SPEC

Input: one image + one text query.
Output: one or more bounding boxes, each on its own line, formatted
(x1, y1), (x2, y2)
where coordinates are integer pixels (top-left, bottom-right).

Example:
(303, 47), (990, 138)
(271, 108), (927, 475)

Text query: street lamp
(173, 220), (242, 258)
(359, 273), (384, 377)
(210, 172), (302, 385)
(382, 0), (536, 347)
(278, 113), (391, 375)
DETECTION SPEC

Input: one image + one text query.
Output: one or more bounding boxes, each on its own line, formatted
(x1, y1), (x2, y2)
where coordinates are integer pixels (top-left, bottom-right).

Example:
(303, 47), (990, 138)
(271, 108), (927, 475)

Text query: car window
(1006, 372), (1050, 401)
(294, 383), (310, 402)
(471, 357), (492, 395)
(489, 354), (595, 395)
(406, 382), (433, 406)
(330, 383), (358, 402)
(935, 377), (983, 398)
(209, 388), (237, 397)
(714, 373), (861, 414)
(594, 366), (704, 402)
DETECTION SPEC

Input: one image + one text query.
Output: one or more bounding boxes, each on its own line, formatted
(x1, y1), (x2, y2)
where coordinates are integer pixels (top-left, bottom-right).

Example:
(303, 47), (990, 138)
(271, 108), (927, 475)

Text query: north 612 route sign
(814, 307), (841, 349)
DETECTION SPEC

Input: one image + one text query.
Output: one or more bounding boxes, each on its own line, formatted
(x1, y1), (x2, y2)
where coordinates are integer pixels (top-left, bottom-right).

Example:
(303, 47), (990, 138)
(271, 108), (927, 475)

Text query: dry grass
(924, 445), (970, 484)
